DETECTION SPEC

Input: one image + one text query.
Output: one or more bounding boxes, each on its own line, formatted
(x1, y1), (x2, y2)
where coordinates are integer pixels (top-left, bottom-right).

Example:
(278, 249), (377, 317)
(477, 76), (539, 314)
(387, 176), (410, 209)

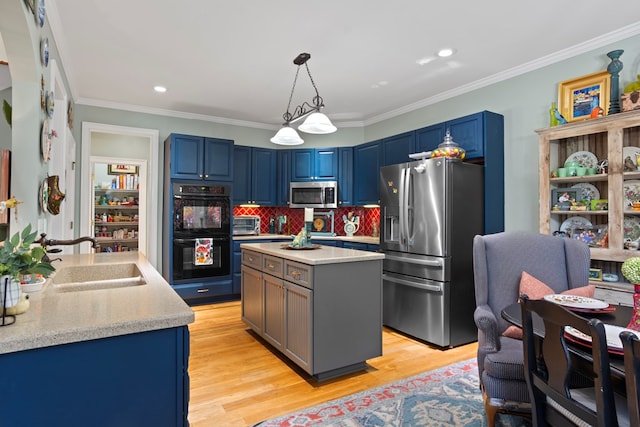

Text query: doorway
(80, 123), (159, 267)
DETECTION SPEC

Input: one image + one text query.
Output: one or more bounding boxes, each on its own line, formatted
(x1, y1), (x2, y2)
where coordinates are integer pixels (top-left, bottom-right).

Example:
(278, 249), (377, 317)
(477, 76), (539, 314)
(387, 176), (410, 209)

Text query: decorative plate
(313, 217), (325, 231)
(565, 324), (640, 352)
(41, 119), (51, 162)
(543, 294), (608, 310)
(35, 0), (45, 27)
(559, 216), (592, 234)
(624, 180), (640, 209)
(40, 37), (49, 67)
(623, 146), (640, 167)
(39, 178), (48, 213)
(625, 216), (640, 241)
(565, 151), (598, 169)
(46, 90), (54, 118)
(280, 243), (321, 250)
(571, 183), (599, 201)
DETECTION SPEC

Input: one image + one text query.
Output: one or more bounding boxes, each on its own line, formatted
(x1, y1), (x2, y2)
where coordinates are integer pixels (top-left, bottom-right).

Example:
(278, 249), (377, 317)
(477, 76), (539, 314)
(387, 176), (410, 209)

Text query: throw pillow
(501, 272), (595, 340)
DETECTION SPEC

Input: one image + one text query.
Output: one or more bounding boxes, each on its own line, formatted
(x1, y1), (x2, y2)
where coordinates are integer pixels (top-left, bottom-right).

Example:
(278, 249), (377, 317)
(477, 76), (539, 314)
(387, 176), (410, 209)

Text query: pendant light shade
(298, 112), (337, 134)
(271, 52), (336, 145)
(270, 125), (304, 145)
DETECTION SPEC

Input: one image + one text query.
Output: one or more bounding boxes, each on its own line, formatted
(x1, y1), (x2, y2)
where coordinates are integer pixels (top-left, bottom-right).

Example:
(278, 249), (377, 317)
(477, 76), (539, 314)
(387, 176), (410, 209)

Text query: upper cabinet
(338, 147), (353, 206)
(416, 124), (445, 153)
(166, 134), (234, 181)
(233, 146), (277, 206)
(353, 140), (382, 206)
(276, 150), (291, 206)
(290, 148), (338, 181)
(381, 131), (416, 166)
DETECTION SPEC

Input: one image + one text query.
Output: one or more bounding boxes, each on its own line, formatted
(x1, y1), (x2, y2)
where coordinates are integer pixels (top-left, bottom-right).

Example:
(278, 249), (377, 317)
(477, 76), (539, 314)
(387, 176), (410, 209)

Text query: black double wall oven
(171, 183), (231, 282)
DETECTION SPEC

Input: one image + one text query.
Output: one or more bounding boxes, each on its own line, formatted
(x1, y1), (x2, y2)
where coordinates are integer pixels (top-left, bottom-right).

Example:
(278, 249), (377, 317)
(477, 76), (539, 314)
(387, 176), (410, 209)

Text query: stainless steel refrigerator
(379, 157), (483, 347)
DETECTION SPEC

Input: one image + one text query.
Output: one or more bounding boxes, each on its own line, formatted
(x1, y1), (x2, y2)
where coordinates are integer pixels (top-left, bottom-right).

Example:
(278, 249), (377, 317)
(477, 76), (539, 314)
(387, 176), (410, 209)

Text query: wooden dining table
(502, 302), (633, 394)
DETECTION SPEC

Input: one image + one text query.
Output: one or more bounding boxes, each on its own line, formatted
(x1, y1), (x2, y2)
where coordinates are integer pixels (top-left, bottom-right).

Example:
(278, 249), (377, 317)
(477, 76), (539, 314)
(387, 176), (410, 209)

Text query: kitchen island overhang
(240, 242), (384, 381)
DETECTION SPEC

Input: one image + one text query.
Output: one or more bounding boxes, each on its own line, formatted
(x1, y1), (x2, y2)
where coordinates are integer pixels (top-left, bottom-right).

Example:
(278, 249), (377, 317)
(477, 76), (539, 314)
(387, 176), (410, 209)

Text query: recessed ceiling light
(437, 48), (455, 58)
(154, 86), (167, 93)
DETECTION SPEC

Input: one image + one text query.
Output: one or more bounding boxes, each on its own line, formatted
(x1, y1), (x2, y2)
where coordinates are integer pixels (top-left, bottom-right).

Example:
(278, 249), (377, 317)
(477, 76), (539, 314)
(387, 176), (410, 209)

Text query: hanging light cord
(281, 60), (325, 125)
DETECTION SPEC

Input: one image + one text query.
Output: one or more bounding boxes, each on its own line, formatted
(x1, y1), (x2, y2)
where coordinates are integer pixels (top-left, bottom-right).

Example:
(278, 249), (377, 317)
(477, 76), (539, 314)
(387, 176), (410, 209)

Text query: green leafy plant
(0, 224), (55, 281)
(2, 99), (10, 128)
(622, 257), (640, 284)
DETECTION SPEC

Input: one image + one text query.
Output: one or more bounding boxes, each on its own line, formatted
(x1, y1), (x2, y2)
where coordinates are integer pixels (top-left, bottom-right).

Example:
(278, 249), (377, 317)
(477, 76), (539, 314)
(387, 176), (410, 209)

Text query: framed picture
(108, 164), (138, 175)
(558, 70), (610, 122)
(589, 268), (603, 281)
(590, 199), (608, 211)
(551, 188), (582, 210)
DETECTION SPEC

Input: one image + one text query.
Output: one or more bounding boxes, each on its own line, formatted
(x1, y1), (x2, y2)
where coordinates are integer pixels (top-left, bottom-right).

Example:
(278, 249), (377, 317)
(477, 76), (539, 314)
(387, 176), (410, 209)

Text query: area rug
(254, 359), (530, 427)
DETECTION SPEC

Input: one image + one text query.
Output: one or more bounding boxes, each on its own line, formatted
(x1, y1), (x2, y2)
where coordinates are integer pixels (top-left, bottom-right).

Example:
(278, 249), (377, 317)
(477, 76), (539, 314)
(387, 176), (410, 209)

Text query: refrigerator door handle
(382, 273), (443, 293)
(398, 167), (406, 245)
(384, 254), (443, 267)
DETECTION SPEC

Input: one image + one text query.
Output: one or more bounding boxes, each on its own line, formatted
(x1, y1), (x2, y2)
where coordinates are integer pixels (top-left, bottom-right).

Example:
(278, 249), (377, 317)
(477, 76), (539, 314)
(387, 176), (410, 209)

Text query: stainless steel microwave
(289, 181), (338, 209)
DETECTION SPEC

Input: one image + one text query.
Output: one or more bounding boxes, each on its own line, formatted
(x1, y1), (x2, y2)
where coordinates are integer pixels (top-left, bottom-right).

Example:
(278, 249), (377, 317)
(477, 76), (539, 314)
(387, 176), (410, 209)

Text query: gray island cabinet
(0, 252), (194, 427)
(241, 242), (384, 381)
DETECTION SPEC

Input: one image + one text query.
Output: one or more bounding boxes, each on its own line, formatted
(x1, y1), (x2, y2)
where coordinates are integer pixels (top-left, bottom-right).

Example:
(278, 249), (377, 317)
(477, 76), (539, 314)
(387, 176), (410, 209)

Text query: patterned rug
(254, 359), (531, 427)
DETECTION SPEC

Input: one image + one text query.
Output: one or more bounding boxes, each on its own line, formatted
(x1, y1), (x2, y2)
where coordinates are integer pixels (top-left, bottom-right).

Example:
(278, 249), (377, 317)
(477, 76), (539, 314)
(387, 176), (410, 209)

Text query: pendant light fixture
(271, 52), (336, 145)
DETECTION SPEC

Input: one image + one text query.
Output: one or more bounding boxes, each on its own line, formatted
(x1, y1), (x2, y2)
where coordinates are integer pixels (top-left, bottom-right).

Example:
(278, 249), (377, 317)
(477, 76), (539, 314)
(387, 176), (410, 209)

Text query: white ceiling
(41, 1), (640, 130)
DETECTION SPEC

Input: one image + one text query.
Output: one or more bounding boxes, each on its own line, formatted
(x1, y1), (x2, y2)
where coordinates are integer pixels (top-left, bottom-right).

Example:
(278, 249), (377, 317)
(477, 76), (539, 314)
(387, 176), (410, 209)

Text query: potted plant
(0, 224), (55, 299)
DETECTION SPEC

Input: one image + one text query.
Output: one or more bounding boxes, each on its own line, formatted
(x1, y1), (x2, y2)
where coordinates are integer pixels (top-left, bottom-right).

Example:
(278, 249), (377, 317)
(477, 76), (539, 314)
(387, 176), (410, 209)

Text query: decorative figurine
(553, 108), (567, 125)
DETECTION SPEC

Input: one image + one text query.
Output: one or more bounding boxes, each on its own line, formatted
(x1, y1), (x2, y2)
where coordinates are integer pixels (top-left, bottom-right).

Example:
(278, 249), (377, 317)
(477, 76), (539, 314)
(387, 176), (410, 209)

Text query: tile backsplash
(233, 206), (380, 237)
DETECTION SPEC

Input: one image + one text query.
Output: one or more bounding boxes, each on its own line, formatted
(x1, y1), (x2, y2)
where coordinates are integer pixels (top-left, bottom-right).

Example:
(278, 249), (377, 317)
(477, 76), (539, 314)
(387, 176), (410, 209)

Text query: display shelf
(95, 221), (138, 226)
(93, 186), (139, 252)
(537, 109), (640, 267)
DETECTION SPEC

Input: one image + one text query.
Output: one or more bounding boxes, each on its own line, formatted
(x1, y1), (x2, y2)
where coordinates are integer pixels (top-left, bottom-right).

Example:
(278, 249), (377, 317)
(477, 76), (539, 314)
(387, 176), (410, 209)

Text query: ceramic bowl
(576, 167), (587, 176)
(21, 277), (46, 292)
(564, 161), (580, 168)
(566, 167), (578, 177)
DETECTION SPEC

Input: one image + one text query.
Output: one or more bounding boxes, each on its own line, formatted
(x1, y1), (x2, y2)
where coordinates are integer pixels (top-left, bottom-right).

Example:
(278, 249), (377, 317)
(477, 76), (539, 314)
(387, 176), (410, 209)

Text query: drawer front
(242, 250), (262, 270)
(173, 279), (233, 301)
(284, 260), (313, 289)
(262, 254), (284, 278)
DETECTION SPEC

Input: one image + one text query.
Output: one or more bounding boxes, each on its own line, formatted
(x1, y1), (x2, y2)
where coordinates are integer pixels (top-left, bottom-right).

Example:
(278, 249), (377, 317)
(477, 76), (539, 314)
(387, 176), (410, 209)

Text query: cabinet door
(263, 274), (285, 351)
(338, 147), (353, 206)
(203, 137), (234, 181)
(416, 124), (445, 153)
(277, 150), (291, 206)
(446, 113), (483, 159)
(233, 146), (252, 205)
(241, 265), (263, 333)
(290, 149), (314, 181)
(354, 140), (382, 206)
(170, 134), (203, 179)
(252, 148), (277, 206)
(315, 148), (338, 180)
(382, 131), (415, 166)
(284, 281), (312, 372)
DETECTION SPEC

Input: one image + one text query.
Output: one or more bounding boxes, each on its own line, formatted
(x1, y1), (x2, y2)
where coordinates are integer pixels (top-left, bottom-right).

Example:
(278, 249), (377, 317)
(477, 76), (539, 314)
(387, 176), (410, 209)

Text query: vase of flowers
(621, 257), (640, 331)
(0, 224), (55, 308)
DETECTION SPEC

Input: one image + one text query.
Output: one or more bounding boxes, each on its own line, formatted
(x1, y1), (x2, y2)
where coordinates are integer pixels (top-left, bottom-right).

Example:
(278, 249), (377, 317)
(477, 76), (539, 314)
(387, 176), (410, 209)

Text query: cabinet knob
(290, 271), (301, 279)
(267, 263), (275, 269)
(196, 288), (209, 293)
(204, 174), (209, 178)
(199, 174), (203, 178)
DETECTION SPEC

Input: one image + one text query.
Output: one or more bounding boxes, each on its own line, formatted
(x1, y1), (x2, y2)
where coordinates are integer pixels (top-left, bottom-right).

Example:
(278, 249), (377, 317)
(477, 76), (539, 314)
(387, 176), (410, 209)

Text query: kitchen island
(0, 252), (194, 427)
(241, 242), (384, 381)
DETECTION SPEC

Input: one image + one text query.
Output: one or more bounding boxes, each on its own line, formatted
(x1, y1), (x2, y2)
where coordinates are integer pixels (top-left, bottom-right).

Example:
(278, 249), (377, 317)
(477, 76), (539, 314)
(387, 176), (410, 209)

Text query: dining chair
(621, 330), (640, 427)
(521, 296), (628, 426)
(473, 231), (591, 426)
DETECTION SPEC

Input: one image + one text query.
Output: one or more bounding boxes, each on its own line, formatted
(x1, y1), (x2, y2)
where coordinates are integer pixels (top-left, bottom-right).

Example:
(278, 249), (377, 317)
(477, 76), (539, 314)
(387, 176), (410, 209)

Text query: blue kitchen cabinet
(0, 327), (190, 426)
(416, 123), (445, 153)
(290, 148), (338, 181)
(338, 147), (353, 206)
(353, 140), (382, 206)
(382, 131), (415, 166)
(277, 150), (291, 206)
(233, 146), (277, 206)
(167, 133), (233, 181)
(446, 113), (485, 159)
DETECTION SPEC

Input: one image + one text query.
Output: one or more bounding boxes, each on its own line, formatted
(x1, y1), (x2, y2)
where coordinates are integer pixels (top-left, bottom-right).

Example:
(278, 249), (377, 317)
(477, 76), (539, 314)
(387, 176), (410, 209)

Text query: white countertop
(0, 252), (194, 355)
(234, 234), (380, 245)
(240, 242), (384, 265)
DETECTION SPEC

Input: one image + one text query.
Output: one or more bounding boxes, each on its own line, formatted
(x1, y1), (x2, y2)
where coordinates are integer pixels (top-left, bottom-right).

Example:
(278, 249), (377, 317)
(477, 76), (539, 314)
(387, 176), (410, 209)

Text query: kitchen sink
(52, 263), (146, 292)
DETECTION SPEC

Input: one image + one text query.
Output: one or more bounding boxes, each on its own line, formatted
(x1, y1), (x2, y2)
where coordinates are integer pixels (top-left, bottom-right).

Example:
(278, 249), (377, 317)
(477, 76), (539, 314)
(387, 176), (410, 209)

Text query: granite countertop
(234, 233), (380, 245)
(240, 242), (384, 265)
(0, 252), (194, 355)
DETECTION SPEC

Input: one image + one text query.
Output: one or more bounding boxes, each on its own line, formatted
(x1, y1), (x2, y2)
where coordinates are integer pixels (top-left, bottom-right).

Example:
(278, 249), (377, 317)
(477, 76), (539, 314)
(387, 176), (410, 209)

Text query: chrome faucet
(38, 233), (101, 262)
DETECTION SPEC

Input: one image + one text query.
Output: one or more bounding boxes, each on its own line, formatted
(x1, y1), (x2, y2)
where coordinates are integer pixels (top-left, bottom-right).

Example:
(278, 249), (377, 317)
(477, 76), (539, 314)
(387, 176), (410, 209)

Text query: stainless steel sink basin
(52, 263), (146, 291)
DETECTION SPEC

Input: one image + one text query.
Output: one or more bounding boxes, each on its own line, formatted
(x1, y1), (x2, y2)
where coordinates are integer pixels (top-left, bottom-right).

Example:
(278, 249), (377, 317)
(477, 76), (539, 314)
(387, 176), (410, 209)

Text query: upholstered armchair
(472, 232), (591, 426)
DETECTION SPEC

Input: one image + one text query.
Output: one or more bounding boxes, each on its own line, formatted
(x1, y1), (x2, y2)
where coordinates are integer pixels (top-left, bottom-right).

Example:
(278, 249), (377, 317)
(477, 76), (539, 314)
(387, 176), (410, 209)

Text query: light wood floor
(187, 300), (478, 427)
